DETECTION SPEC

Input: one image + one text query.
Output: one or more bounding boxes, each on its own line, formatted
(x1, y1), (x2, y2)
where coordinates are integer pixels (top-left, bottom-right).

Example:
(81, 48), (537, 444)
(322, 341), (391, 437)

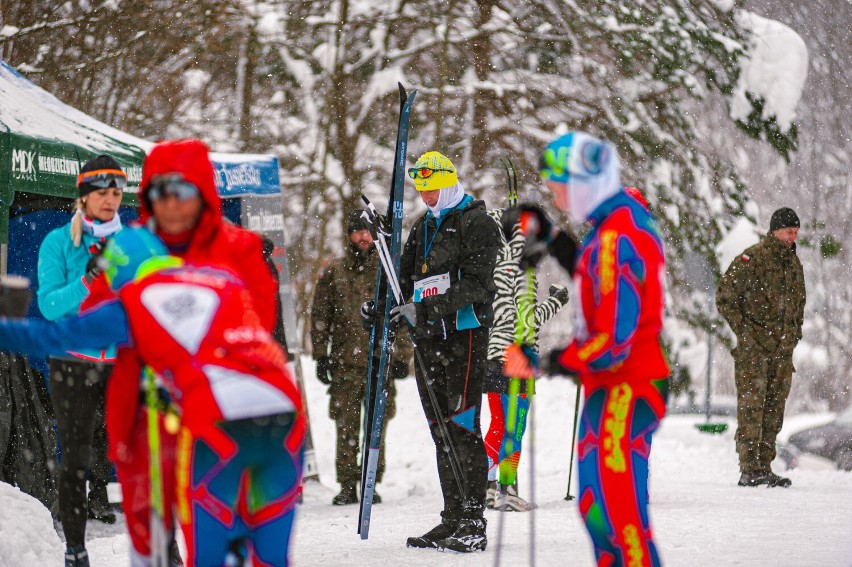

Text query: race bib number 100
(413, 272), (450, 303)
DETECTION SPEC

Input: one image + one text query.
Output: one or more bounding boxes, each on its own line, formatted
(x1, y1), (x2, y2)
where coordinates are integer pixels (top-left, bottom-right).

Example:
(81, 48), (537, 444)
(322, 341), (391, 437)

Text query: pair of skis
(358, 84), (470, 538)
(357, 83), (416, 539)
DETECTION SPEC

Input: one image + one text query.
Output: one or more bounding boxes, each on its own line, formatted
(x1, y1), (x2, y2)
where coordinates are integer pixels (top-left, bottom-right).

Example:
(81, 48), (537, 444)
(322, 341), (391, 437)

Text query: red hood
(138, 139), (222, 246)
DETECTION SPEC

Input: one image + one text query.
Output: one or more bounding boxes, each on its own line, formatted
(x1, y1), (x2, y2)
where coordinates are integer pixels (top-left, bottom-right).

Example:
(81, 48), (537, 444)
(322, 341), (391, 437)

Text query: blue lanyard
(423, 217), (441, 261)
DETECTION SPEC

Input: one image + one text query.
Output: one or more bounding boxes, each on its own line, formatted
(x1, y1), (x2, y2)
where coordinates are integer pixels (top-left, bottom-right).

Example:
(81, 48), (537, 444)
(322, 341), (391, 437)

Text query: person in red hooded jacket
(0, 227), (303, 567)
(82, 139), (279, 566)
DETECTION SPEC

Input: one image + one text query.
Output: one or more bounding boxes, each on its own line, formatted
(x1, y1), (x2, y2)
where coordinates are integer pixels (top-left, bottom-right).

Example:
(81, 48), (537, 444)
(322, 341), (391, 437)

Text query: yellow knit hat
(408, 151), (458, 191)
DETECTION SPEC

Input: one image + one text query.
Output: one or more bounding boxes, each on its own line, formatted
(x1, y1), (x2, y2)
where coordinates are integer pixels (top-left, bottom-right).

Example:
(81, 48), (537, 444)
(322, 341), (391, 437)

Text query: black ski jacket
(400, 198), (499, 339)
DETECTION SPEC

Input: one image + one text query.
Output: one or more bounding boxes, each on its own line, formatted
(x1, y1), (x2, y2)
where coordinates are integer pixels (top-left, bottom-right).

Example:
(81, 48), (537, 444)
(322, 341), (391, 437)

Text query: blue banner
(211, 154), (281, 197)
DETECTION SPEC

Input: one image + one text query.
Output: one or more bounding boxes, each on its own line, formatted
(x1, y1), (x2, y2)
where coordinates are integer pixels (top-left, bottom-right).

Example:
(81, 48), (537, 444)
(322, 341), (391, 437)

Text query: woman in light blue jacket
(37, 154), (125, 567)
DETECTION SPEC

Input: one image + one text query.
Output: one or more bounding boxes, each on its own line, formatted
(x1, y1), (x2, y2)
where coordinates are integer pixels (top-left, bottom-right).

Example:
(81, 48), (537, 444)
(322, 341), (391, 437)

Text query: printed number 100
(422, 287), (439, 298)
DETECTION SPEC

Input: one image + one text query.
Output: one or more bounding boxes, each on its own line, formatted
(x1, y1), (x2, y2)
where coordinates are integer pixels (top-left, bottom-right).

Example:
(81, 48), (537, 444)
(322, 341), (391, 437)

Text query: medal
(422, 261), (428, 273)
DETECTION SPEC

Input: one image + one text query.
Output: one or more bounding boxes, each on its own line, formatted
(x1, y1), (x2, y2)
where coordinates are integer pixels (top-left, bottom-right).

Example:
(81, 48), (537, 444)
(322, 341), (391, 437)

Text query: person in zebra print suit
(483, 208), (570, 511)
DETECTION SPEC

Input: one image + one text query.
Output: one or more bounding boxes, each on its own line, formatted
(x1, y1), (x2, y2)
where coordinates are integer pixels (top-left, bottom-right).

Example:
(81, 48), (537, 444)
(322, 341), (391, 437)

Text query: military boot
(737, 471), (769, 487)
(332, 484), (358, 505)
(765, 471), (792, 488)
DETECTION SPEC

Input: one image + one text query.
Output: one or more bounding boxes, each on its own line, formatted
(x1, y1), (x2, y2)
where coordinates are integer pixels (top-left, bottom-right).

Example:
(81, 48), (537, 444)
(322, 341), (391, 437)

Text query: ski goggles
(147, 174), (201, 202)
(76, 169), (128, 189)
(407, 167), (455, 180)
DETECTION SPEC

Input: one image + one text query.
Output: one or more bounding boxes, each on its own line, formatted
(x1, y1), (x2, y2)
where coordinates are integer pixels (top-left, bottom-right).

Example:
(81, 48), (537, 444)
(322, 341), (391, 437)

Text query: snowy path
(4, 361), (851, 566)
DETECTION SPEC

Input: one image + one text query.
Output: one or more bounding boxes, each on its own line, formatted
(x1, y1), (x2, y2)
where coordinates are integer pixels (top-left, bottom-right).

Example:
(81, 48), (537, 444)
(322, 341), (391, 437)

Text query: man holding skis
(311, 210), (411, 505)
(383, 151), (499, 552)
(505, 132), (669, 567)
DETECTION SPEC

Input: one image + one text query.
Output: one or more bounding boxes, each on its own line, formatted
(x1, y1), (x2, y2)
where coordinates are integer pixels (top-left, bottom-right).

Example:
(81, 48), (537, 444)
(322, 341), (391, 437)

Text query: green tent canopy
(0, 58), (283, 264)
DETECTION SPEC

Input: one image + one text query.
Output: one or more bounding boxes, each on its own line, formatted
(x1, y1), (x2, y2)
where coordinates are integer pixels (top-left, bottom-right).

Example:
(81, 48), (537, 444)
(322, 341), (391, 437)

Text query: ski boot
(484, 480), (498, 509)
(494, 483), (537, 512)
(436, 517), (487, 552)
(332, 484), (358, 505)
(407, 515), (458, 549)
(64, 545), (90, 567)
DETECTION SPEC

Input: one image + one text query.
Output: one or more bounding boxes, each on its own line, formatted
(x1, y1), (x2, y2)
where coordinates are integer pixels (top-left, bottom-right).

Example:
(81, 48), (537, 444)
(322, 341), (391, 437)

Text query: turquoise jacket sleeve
(36, 227), (90, 321)
(0, 301), (130, 357)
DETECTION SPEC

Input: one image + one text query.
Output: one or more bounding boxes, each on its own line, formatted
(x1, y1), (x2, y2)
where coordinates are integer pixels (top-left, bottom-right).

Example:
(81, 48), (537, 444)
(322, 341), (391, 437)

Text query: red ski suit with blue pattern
(558, 189), (669, 567)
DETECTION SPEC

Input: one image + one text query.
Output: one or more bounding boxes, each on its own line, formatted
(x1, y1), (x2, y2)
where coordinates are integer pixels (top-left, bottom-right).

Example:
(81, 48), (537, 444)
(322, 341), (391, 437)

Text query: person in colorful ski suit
(82, 139), (279, 566)
(0, 227), (305, 567)
(37, 154), (126, 566)
(505, 132), (670, 567)
(483, 207), (569, 511)
(385, 151), (498, 552)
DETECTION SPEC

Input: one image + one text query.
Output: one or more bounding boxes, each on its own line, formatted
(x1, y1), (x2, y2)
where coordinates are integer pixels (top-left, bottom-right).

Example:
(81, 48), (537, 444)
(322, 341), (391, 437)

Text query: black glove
(548, 228), (579, 275)
(85, 241), (106, 284)
(315, 356), (333, 385)
(390, 360), (409, 380)
(360, 300), (377, 330)
(544, 349), (579, 382)
(549, 284), (569, 305)
(0, 275), (32, 318)
(502, 204), (554, 270)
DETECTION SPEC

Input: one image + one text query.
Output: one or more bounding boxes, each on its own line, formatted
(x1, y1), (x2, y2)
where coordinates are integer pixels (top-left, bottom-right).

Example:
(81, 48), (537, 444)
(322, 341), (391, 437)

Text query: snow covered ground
(3, 359), (851, 566)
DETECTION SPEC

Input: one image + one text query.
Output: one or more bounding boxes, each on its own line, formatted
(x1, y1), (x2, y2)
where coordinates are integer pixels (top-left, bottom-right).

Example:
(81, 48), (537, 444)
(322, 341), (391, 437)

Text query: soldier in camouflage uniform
(716, 207), (806, 488)
(311, 211), (411, 505)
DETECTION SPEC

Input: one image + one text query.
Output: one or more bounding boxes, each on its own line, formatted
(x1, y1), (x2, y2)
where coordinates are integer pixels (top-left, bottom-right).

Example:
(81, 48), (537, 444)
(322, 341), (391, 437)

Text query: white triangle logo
(140, 284), (220, 354)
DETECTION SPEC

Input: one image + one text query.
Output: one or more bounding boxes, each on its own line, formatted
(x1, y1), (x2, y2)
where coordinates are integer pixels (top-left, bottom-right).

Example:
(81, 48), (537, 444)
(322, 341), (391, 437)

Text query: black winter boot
(407, 515), (459, 549)
(737, 471), (769, 487)
(436, 517), (487, 552)
(87, 498), (117, 524)
(65, 545), (90, 567)
(332, 484), (358, 505)
(765, 471), (792, 488)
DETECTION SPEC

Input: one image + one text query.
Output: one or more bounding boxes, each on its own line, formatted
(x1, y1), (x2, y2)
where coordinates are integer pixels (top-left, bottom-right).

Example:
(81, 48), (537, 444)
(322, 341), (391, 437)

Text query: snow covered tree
(2, 0), (809, 360)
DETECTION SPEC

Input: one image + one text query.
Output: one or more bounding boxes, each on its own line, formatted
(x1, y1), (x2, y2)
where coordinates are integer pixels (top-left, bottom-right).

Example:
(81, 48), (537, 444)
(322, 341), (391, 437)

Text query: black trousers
(414, 327), (488, 520)
(49, 358), (113, 547)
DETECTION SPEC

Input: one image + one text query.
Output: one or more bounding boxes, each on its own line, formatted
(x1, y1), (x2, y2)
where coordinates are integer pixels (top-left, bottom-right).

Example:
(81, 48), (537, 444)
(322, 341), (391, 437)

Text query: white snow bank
(716, 216), (761, 270)
(0, 483), (63, 567)
(731, 11), (809, 131)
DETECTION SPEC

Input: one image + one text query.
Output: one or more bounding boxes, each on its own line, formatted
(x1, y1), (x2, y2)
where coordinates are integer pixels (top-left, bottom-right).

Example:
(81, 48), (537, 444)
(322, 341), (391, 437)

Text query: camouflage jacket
(310, 246), (412, 374)
(716, 234), (806, 356)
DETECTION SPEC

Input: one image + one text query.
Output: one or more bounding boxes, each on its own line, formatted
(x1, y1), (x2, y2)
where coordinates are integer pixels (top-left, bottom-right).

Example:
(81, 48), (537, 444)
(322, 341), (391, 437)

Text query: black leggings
(49, 358), (112, 547)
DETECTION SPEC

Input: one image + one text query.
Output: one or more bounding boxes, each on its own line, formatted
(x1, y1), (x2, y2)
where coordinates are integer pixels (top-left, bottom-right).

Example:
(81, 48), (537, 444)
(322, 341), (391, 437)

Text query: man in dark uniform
(716, 207), (806, 488)
(311, 211), (410, 505)
(389, 151), (499, 552)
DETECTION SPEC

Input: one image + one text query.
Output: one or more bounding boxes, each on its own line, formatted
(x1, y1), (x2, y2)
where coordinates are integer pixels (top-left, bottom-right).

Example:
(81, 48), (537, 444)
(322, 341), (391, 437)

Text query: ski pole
(145, 367), (169, 567)
(528, 381), (536, 567)
(564, 383), (582, 501)
(496, 176), (539, 566)
(363, 194), (469, 504)
(411, 343), (469, 501)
